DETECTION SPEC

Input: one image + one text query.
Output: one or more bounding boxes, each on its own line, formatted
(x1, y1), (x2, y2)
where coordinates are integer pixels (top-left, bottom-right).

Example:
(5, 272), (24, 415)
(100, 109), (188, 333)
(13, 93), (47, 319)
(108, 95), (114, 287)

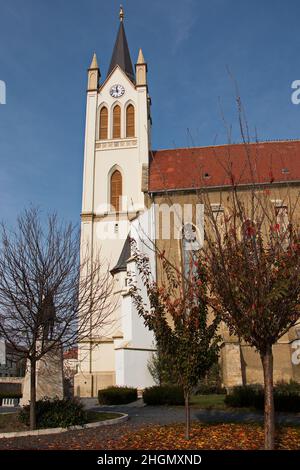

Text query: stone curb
(0, 412), (128, 439)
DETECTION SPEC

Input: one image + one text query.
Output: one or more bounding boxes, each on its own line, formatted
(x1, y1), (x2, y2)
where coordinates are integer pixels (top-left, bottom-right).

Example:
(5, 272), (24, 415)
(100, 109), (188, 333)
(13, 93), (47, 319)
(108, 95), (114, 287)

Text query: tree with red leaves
(129, 240), (220, 440)
(203, 187), (300, 449)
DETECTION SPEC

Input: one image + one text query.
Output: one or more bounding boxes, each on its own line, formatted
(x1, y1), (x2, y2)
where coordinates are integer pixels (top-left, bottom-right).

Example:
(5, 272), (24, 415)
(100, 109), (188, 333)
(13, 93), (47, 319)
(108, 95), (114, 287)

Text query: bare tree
(0, 208), (115, 430)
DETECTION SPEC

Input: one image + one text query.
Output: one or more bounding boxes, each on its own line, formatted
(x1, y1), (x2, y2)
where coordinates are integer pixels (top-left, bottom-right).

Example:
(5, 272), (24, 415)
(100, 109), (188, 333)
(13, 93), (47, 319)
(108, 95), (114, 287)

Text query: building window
(113, 105), (121, 139)
(241, 219), (257, 242)
(110, 170), (122, 212)
(275, 205), (289, 232)
(126, 104), (135, 137)
(181, 223), (201, 282)
(210, 203), (225, 241)
(99, 106), (108, 140)
(274, 203), (289, 247)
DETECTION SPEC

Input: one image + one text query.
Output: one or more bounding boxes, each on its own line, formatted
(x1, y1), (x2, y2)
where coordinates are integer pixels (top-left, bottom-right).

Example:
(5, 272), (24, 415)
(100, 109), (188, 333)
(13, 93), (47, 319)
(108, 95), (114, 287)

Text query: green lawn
(0, 410), (122, 433)
(86, 411), (122, 423)
(190, 394), (227, 409)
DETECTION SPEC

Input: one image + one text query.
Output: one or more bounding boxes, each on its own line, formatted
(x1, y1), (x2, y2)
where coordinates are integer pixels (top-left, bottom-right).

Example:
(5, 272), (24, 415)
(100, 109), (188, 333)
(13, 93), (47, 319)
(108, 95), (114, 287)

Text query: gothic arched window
(99, 106), (108, 140)
(110, 170), (122, 212)
(113, 105), (121, 139)
(126, 104), (135, 137)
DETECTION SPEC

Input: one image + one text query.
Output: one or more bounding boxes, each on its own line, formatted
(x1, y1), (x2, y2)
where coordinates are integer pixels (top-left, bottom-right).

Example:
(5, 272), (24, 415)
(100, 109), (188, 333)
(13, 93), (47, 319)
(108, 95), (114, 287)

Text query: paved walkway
(2, 399), (300, 426)
(90, 399), (300, 426)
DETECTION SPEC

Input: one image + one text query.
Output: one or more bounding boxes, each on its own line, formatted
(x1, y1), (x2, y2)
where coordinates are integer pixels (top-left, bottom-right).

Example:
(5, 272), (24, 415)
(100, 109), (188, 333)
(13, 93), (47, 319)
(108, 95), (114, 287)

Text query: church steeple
(107, 6), (135, 83)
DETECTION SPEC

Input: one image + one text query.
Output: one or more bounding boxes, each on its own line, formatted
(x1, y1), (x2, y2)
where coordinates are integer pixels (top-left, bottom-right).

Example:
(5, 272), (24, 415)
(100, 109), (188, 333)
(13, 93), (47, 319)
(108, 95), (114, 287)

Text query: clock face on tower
(110, 84), (125, 98)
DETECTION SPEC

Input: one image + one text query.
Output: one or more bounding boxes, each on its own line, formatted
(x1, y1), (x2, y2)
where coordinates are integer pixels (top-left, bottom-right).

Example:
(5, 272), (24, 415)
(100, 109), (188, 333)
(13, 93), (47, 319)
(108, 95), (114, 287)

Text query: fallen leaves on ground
(0, 422), (299, 450)
(106, 423), (300, 450)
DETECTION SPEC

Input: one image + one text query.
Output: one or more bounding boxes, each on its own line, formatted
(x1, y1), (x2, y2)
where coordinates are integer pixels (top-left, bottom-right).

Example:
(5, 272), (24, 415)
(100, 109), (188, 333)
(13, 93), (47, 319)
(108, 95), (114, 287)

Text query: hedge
(98, 386), (137, 405)
(143, 385), (184, 406)
(195, 383), (227, 395)
(225, 382), (300, 412)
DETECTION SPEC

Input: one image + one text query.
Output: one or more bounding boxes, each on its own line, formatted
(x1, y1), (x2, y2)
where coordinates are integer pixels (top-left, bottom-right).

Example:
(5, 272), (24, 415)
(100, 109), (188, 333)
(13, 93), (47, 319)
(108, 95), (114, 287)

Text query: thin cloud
(170, 0), (198, 53)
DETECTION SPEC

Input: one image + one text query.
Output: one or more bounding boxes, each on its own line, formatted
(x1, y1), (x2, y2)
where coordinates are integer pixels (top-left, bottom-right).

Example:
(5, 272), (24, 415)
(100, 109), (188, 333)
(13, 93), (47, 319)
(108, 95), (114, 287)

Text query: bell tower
(82, 6), (151, 221)
(77, 7), (153, 397)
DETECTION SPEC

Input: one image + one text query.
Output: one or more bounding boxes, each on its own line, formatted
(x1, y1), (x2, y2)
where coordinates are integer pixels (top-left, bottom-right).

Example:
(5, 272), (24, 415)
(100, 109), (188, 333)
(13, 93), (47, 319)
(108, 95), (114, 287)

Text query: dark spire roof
(110, 235), (131, 275)
(107, 20), (135, 82)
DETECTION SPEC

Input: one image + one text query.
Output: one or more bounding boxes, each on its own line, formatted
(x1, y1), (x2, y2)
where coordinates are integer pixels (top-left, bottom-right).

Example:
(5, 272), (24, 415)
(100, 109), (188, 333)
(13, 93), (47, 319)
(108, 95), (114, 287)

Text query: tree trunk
(261, 347), (275, 450)
(30, 359), (37, 430)
(184, 390), (190, 440)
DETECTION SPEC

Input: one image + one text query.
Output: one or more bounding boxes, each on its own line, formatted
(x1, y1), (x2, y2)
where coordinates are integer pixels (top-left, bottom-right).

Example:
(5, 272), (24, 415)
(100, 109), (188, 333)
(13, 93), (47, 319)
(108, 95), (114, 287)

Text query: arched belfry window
(99, 106), (108, 140)
(126, 104), (135, 137)
(110, 170), (122, 212)
(113, 105), (121, 139)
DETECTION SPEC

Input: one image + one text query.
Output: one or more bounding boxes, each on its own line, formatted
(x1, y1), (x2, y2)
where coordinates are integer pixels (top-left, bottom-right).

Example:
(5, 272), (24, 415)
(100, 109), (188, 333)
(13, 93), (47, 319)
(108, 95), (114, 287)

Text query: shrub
(195, 383), (227, 395)
(143, 385), (184, 406)
(18, 397), (87, 428)
(273, 380), (300, 412)
(225, 382), (300, 412)
(275, 380), (300, 394)
(98, 386), (137, 405)
(225, 385), (263, 408)
(273, 393), (300, 412)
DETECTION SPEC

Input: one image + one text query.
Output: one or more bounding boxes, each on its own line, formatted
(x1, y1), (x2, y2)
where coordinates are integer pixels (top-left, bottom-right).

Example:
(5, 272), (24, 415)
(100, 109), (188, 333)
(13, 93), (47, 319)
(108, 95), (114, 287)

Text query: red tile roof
(63, 347), (78, 360)
(149, 141), (300, 192)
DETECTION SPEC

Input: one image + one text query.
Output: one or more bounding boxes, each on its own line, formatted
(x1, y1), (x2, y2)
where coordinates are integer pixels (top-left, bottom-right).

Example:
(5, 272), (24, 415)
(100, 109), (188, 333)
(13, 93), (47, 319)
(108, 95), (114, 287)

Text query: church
(74, 7), (300, 397)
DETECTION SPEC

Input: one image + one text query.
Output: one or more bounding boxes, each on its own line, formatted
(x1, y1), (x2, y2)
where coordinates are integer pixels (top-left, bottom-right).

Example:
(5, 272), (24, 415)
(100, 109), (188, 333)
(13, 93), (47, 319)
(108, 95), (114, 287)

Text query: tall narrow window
(242, 219), (257, 242)
(110, 170), (122, 212)
(126, 104), (135, 137)
(274, 204), (289, 248)
(181, 224), (201, 281)
(99, 107), (108, 140)
(113, 105), (121, 139)
(211, 203), (225, 242)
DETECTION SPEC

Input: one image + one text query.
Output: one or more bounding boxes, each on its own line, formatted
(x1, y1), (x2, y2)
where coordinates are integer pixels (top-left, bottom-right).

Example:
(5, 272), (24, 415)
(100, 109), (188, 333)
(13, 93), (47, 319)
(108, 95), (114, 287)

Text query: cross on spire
(119, 5), (124, 22)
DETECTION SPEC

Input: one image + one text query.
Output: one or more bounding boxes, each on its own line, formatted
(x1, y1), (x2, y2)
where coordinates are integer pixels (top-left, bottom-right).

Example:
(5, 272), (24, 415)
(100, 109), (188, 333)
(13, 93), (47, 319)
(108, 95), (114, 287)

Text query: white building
(75, 8), (156, 397)
(0, 338), (26, 377)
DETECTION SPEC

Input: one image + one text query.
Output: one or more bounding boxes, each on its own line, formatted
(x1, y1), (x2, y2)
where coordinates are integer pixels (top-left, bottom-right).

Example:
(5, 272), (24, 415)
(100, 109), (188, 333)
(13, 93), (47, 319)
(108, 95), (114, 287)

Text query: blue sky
(0, 0), (300, 225)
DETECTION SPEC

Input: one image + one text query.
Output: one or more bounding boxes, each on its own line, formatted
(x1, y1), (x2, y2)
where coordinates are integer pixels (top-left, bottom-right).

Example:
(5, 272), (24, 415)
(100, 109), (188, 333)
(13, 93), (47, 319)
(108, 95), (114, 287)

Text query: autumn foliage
(129, 240), (220, 439)
(1, 422), (299, 450)
(203, 187), (300, 449)
(108, 423), (300, 450)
